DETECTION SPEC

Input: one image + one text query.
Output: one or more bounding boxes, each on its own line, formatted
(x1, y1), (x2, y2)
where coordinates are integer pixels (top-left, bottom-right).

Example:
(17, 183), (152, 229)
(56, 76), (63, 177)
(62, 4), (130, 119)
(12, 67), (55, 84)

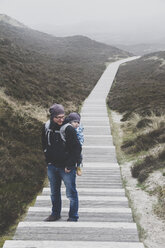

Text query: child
(68, 112), (84, 176)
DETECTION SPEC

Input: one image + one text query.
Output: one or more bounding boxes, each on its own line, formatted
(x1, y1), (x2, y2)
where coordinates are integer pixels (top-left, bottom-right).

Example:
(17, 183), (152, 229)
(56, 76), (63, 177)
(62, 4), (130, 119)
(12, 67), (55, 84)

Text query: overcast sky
(0, 0), (165, 44)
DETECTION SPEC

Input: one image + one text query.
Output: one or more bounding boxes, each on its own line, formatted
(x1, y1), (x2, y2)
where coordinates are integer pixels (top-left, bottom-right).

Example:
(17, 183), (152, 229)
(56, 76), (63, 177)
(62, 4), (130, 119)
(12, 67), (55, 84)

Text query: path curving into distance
(3, 56), (144, 248)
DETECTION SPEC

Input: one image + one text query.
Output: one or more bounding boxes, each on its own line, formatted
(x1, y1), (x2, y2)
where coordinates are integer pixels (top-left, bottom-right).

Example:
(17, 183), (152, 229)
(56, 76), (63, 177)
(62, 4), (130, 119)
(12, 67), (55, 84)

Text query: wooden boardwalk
(3, 57), (144, 248)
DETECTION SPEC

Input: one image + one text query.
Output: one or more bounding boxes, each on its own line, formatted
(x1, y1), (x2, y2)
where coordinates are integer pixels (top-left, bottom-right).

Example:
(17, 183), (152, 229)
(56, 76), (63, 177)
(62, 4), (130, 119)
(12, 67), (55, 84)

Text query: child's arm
(77, 125), (84, 146)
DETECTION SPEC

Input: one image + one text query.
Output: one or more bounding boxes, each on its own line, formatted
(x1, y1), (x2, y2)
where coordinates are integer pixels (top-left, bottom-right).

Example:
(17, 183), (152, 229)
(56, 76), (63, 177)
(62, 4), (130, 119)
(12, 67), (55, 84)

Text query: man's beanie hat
(68, 112), (81, 123)
(49, 103), (65, 118)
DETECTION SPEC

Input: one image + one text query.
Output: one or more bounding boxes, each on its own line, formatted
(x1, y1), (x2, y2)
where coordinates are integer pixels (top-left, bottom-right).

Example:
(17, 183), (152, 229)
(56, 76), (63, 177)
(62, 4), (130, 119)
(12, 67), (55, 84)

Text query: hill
(39, 19), (165, 56)
(0, 18), (130, 110)
(107, 51), (165, 117)
(115, 43), (165, 55)
(0, 16), (130, 242)
(0, 14), (26, 28)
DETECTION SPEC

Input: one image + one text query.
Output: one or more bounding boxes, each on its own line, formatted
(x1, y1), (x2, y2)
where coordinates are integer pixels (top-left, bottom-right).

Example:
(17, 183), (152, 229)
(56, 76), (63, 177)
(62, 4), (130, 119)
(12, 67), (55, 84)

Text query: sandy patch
(121, 162), (165, 248)
(111, 111), (123, 123)
(144, 56), (165, 67)
(145, 170), (165, 192)
(143, 56), (160, 61)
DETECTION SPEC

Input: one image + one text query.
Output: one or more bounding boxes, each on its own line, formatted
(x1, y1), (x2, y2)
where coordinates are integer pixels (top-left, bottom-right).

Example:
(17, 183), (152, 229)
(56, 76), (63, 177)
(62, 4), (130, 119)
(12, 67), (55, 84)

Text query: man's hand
(65, 167), (71, 173)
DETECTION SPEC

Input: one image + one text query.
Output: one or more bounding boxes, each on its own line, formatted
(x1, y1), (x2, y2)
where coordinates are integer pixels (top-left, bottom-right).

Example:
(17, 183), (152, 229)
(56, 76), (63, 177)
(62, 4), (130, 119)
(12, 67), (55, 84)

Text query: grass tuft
(131, 150), (165, 183)
(121, 126), (165, 154)
(136, 118), (153, 129)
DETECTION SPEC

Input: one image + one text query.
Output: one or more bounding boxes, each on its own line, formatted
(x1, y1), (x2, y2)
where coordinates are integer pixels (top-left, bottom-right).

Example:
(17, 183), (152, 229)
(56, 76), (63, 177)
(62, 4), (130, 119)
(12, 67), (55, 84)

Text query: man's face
(53, 114), (65, 126)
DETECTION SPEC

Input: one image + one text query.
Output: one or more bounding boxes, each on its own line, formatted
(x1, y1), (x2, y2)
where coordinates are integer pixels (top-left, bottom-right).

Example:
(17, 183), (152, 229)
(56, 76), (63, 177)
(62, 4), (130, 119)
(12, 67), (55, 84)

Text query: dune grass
(108, 53), (165, 222)
(119, 112), (165, 182)
(0, 96), (46, 239)
(109, 108), (165, 223)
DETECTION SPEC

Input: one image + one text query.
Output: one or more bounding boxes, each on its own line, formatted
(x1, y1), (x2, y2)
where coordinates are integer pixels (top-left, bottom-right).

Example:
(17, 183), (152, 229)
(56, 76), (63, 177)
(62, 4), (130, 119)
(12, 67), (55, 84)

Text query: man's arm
(41, 124), (47, 152)
(42, 124), (51, 164)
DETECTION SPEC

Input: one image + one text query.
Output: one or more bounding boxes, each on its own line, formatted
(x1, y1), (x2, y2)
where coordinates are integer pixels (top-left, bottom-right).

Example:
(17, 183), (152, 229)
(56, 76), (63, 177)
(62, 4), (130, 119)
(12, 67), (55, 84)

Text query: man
(42, 103), (81, 222)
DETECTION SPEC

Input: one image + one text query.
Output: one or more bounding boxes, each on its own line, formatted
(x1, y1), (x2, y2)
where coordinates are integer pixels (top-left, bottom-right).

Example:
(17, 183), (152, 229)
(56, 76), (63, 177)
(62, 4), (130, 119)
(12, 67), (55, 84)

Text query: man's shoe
(44, 215), (61, 221)
(67, 218), (78, 222)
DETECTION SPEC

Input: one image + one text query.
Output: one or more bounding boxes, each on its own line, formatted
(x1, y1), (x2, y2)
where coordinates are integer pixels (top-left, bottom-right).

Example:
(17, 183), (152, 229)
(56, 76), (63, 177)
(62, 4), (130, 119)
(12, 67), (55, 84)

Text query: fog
(0, 0), (165, 46)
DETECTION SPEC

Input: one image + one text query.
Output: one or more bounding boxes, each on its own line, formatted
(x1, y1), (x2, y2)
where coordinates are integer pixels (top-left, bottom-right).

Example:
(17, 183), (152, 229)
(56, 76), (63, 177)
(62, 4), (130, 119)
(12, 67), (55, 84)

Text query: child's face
(71, 121), (79, 128)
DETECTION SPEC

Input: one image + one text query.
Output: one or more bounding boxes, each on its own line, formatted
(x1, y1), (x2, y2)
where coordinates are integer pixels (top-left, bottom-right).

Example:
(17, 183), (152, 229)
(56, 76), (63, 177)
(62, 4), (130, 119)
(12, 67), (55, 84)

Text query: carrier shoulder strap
(60, 123), (72, 142)
(45, 120), (60, 146)
(45, 120), (52, 146)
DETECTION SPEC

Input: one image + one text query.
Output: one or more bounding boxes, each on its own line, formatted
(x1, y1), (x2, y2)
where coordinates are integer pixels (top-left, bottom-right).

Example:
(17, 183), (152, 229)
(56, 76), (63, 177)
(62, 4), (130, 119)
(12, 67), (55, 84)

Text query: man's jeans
(47, 164), (79, 220)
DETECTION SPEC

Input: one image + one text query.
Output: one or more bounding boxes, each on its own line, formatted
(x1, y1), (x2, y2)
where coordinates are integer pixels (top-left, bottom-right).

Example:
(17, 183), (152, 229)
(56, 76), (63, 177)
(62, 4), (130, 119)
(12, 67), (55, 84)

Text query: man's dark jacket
(42, 120), (81, 168)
